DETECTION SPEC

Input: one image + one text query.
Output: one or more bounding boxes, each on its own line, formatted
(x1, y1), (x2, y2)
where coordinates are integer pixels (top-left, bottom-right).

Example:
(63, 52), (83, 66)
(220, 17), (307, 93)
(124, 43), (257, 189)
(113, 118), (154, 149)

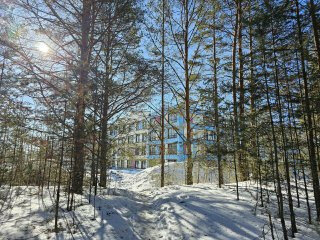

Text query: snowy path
(107, 185), (266, 240)
(1, 166), (320, 239)
(102, 170), (268, 239)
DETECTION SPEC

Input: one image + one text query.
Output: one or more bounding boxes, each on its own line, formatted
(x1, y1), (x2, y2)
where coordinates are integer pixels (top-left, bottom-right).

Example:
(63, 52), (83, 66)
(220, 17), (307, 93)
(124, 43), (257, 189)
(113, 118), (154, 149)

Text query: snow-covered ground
(0, 163), (319, 239)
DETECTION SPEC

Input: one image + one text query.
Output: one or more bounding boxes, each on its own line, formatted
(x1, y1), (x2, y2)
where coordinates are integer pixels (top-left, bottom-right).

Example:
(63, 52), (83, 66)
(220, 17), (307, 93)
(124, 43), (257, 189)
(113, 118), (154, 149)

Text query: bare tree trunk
(55, 101), (67, 232)
(100, 5), (113, 188)
(232, 1), (239, 188)
(248, 0), (257, 177)
(284, 69), (300, 208)
(47, 140), (54, 189)
(0, 125), (8, 186)
(0, 56), (5, 93)
(295, 52), (312, 223)
(256, 133), (263, 207)
(184, 0), (193, 185)
(249, 3), (263, 206)
(41, 137), (49, 195)
(262, 48), (288, 240)
(100, 86), (109, 188)
(67, 146), (74, 211)
(312, 111), (320, 171)
(231, 115), (239, 200)
(309, 0), (320, 69)
(212, 10), (223, 187)
(271, 22), (297, 235)
(295, 0), (320, 220)
(9, 134), (17, 188)
(72, 0), (92, 194)
(160, 0), (166, 188)
(237, 0), (246, 181)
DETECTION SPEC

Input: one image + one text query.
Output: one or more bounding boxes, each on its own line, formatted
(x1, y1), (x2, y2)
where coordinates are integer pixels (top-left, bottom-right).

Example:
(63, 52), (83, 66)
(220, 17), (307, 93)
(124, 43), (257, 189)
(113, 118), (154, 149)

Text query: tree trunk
(262, 48), (288, 240)
(72, 0), (91, 194)
(296, 0), (320, 220)
(232, 0), (239, 187)
(100, 84), (109, 187)
(212, 10), (223, 187)
(160, 0), (166, 188)
(285, 67), (300, 208)
(237, 0), (246, 181)
(0, 56), (5, 92)
(100, 5), (112, 188)
(55, 101), (67, 232)
(309, 0), (320, 69)
(271, 22), (297, 235)
(184, 0), (193, 185)
(231, 115), (239, 200)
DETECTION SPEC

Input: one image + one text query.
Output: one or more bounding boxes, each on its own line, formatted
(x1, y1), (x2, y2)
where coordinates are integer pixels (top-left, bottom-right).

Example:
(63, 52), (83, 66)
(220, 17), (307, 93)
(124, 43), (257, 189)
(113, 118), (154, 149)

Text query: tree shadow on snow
(154, 190), (266, 240)
(87, 191), (150, 240)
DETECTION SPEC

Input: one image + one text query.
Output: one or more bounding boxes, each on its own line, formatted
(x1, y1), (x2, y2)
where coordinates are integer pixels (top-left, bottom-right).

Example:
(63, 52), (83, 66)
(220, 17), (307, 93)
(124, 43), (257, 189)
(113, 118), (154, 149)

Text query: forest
(1, 0), (320, 239)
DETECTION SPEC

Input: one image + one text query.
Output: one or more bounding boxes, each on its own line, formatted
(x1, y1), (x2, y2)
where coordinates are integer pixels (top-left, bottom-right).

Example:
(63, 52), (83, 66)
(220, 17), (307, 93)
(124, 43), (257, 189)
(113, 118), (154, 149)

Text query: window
(128, 135), (134, 143)
(169, 114), (177, 123)
(149, 145), (158, 155)
(207, 131), (214, 141)
(141, 161), (146, 169)
(110, 129), (116, 136)
(136, 134), (140, 143)
(136, 121), (143, 130)
(142, 133), (148, 142)
(150, 131), (158, 141)
(135, 148), (139, 155)
(129, 123), (135, 132)
(135, 161), (139, 168)
(142, 120), (147, 129)
(168, 143), (177, 155)
(141, 146), (146, 155)
(168, 128), (177, 139)
(168, 159), (177, 163)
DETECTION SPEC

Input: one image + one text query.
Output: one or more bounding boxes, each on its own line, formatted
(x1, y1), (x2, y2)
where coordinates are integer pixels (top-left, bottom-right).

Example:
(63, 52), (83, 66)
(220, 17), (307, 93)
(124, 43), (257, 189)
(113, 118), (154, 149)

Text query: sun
(37, 42), (50, 54)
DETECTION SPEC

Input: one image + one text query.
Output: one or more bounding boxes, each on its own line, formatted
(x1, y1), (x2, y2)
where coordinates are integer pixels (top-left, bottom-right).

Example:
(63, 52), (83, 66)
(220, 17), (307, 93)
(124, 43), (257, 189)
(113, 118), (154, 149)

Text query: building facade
(110, 111), (215, 169)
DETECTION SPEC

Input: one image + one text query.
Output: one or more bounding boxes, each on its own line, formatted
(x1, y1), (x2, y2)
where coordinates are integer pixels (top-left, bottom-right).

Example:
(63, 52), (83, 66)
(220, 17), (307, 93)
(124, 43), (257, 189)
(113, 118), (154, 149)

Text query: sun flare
(37, 42), (50, 53)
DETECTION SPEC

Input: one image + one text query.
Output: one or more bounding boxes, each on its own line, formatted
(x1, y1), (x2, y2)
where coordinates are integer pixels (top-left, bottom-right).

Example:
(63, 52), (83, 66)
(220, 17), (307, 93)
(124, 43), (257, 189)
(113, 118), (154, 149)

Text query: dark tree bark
(184, 0), (193, 185)
(309, 0), (320, 69)
(237, 0), (247, 181)
(270, 21), (297, 235)
(212, 9), (223, 187)
(295, 0), (320, 221)
(55, 101), (67, 232)
(262, 47), (288, 240)
(232, 0), (239, 184)
(72, 0), (92, 194)
(160, 0), (166, 188)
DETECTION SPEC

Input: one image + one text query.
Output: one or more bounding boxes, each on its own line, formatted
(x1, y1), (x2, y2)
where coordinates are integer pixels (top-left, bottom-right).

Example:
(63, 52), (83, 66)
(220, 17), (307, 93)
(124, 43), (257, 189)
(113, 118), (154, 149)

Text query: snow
(111, 162), (227, 192)
(1, 163), (320, 239)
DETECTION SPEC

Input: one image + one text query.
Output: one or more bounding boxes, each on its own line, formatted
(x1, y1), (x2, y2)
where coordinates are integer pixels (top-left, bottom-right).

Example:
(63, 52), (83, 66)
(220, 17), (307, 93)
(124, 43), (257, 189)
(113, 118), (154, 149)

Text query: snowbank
(112, 162), (227, 192)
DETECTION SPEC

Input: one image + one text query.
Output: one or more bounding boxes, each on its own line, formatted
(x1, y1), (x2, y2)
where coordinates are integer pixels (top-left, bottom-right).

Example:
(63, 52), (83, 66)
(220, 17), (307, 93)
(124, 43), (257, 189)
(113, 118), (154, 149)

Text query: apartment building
(110, 110), (215, 169)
